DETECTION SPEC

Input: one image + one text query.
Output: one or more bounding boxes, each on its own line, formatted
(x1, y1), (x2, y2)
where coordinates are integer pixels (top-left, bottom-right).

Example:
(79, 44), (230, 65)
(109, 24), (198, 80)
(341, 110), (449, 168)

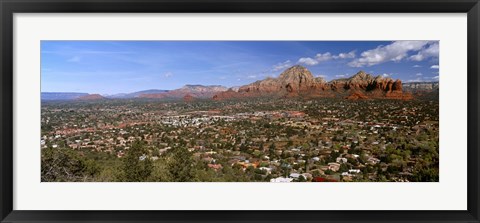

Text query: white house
(349, 169), (361, 174)
(289, 173), (301, 179)
(259, 167), (272, 174)
(336, 157), (348, 163)
(270, 177), (293, 183)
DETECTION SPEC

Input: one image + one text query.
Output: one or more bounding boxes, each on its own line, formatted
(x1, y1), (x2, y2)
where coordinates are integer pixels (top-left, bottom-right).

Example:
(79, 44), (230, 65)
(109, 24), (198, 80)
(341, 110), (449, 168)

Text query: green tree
(41, 147), (99, 182)
(167, 147), (195, 182)
(269, 143), (276, 159)
(121, 140), (153, 182)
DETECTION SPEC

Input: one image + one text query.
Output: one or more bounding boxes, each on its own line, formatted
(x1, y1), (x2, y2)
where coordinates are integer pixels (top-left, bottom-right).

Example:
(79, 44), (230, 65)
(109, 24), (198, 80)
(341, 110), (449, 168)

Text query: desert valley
(41, 65), (439, 182)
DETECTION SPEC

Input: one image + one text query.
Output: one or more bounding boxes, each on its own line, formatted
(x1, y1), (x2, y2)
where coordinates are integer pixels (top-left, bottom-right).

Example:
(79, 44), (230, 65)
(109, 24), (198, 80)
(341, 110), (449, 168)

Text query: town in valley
(41, 41), (440, 182)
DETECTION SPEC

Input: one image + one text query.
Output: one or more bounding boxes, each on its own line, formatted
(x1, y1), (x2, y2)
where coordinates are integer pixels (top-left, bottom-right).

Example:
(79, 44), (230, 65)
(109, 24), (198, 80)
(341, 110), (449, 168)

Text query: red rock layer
(213, 65), (413, 101)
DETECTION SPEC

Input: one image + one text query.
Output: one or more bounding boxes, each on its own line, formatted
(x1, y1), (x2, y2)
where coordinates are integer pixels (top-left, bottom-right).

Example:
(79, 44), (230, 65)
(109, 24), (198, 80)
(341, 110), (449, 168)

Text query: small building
(270, 177), (293, 183)
(336, 157), (348, 163)
(328, 162), (341, 172)
(349, 169), (361, 174)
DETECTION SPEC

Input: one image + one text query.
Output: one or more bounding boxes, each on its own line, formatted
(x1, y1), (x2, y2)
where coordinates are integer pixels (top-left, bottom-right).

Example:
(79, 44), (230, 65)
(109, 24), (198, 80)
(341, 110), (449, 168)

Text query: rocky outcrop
(335, 71), (412, 100)
(345, 91), (369, 100)
(212, 89), (244, 101)
(213, 65), (413, 101)
(234, 65), (320, 98)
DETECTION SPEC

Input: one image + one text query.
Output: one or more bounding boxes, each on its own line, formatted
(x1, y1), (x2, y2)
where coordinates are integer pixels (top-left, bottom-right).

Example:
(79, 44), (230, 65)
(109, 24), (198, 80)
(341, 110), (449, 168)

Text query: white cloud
(316, 74), (328, 78)
(333, 51), (356, 59)
(382, 73), (390, 77)
(407, 78), (422, 83)
(430, 65), (439, 69)
(67, 56), (81, 62)
(407, 75), (439, 82)
(315, 52), (333, 62)
(335, 74), (346, 78)
(163, 72), (173, 78)
(272, 60), (292, 71)
(413, 65), (422, 68)
(416, 73), (423, 76)
(409, 42), (439, 61)
(348, 41), (434, 67)
(298, 51), (356, 66)
(298, 57), (319, 66)
(247, 75), (257, 79)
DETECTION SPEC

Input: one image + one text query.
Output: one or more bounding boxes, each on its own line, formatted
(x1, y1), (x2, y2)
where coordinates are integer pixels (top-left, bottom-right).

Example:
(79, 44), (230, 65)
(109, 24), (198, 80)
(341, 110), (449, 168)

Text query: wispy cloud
(297, 51), (355, 66)
(416, 73), (423, 76)
(333, 51), (356, 59)
(272, 60), (293, 71)
(430, 65), (439, 69)
(316, 74), (328, 78)
(407, 75), (439, 82)
(348, 41), (436, 67)
(382, 73), (391, 77)
(409, 43), (439, 61)
(413, 65), (422, 68)
(67, 56), (81, 62)
(297, 57), (319, 66)
(315, 52), (333, 62)
(163, 72), (173, 78)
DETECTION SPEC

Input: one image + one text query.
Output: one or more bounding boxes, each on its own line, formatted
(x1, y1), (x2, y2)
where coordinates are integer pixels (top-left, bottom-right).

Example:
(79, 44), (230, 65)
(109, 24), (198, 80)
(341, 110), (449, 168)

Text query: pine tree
(167, 147), (195, 182)
(122, 140), (152, 182)
(269, 143), (276, 160)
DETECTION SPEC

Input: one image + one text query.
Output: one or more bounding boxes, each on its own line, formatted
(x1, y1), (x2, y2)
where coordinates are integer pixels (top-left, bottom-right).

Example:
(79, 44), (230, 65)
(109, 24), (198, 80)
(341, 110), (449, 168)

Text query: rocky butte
(213, 65), (413, 100)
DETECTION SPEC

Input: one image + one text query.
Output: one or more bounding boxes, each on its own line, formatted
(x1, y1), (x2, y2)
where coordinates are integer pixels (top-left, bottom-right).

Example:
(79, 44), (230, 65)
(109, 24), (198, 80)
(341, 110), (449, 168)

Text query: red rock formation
(237, 65), (318, 97)
(213, 66), (413, 101)
(346, 91), (369, 100)
(212, 89), (243, 101)
(183, 94), (195, 102)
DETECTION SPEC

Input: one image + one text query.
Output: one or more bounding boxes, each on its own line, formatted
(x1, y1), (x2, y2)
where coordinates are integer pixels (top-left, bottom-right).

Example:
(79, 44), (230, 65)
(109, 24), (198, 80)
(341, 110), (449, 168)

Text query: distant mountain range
(41, 90), (168, 101)
(41, 65), (439, 101)
(402, 82), (439, 92)
(41, 92), (89, 101)
(139, 85), (227, 99)
(106, 89), (170, 99)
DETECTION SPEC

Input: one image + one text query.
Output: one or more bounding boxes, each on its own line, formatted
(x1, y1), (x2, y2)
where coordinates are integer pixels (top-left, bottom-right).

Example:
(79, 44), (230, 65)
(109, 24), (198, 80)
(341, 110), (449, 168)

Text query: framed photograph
(1, 0), (479, 222)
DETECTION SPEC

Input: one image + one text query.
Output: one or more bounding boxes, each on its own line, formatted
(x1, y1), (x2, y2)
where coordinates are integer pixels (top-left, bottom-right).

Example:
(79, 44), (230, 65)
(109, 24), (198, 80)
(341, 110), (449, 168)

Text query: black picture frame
(1, 0), (479, 222)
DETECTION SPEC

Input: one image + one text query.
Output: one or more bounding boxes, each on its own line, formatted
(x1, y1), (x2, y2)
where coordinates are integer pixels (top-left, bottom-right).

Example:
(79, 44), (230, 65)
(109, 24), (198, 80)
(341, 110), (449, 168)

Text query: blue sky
(41, 41), (439, 94)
